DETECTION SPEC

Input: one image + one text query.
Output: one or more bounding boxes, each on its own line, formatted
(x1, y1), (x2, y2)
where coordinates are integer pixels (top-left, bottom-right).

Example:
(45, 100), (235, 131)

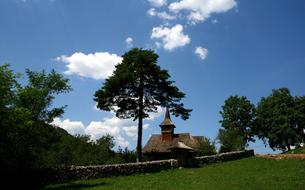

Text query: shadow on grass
(44, 181), (110, 190)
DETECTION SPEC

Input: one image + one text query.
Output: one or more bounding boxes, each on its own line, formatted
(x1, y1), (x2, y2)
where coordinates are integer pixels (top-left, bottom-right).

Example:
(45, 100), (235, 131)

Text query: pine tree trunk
(136, 76), (144, 162)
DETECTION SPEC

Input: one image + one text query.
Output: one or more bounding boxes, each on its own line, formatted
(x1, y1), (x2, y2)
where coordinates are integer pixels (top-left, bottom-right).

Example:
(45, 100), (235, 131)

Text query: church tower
(160, 108), (175, 141)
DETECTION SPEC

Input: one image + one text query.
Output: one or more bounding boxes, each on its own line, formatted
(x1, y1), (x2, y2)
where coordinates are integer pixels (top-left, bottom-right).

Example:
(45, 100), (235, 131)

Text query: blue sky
(1, 0), (305, 153)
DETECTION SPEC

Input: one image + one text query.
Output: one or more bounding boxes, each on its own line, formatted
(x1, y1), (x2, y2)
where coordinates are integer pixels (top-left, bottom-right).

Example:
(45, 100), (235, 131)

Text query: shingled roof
(143, 133), (202, 153)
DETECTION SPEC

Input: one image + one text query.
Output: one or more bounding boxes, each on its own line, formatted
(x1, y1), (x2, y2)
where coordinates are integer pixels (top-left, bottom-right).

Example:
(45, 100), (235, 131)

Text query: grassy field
(44, 157), (305, 190)
(285, 147), (305, 154)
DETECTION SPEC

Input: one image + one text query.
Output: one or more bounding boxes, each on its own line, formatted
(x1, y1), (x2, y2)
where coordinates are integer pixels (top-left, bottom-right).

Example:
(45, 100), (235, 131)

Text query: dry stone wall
(41, 159), (178, 184)
(195, 149), (255, 166)
(40, 150), (254, 185)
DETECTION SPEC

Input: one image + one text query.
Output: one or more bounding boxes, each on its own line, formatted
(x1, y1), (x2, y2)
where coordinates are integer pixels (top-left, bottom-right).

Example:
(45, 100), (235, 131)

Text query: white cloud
(56, 51), (122, 80)
(151, 24), (190, 51)
(122, 126), (138, 138)
(85, 121), (121, 140)
(116, 136), (130, 148)
(169, 0), (237, 24)
(148, 0), (167, 7)
(147, 8), (176, 20)
(51, 118), (85, 136)
(195, 46), (208, 60)
(125, 37), (133, 48)
(50, 108), (163, 148)
(122, 124), (150, 139)
(146, 106), (164, 120)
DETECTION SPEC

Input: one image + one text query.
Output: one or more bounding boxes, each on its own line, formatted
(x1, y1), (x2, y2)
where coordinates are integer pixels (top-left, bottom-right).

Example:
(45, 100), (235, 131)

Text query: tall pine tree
(94, 48), (191, 162)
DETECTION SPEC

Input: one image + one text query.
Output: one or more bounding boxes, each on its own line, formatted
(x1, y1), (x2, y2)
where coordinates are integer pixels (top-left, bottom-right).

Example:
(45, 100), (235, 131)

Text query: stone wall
(195, 149), (255, 166)
(40, 159), (178, 184)
(40, 150), (254, 185)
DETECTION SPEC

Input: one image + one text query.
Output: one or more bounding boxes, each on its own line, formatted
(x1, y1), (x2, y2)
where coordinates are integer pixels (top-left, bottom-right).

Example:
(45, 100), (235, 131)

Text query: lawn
(44, 157), (305, 190)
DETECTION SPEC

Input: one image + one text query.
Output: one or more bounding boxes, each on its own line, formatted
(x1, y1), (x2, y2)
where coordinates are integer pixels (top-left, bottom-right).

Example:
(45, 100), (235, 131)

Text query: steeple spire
(160, 108), (175, 141)
(160, 107), (175, 126)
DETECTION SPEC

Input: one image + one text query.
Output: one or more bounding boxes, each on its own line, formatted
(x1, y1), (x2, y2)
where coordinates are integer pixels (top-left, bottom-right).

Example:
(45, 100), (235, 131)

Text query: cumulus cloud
(125, 37), (133, 48)
(146, 106), (164, 120)
(51, 118), (85, 135)
(51, 108), (164, 148)
(116, 136), (130, 148)
(169, 0), (237, 24)
(85, 121), (121, 140)
(122, 126), (137, 138)
(56, 51), (122, 80)
(194, 46), (208, 60)
(148, 0), (167, 7)
(151, 24), (190, 51)
(147, 8), (176, 20)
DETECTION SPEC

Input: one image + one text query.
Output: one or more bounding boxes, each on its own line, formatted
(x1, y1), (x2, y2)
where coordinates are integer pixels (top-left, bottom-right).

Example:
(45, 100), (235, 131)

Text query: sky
(1, 0), (305, 153)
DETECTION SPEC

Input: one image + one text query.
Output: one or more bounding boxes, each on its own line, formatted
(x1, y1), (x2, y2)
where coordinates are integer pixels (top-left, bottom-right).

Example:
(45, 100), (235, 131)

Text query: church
(143, 108), (204, 161)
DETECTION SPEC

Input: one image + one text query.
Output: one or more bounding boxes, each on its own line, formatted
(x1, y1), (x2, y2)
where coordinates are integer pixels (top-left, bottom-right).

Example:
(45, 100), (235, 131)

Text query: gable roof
(143, 133), (203, 153)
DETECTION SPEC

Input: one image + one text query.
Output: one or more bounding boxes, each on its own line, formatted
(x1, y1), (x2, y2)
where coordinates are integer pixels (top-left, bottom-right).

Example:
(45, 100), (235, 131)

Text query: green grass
(44, 157), (305, 190)
(285, 147), (305, 154)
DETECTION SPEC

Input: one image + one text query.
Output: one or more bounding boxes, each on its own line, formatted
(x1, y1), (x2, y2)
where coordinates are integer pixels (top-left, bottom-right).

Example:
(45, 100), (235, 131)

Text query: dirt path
(257, 154), (305, 159)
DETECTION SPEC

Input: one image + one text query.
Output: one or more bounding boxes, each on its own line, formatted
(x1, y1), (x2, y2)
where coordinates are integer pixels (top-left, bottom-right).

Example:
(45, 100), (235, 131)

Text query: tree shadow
(44, 182), (110, 190)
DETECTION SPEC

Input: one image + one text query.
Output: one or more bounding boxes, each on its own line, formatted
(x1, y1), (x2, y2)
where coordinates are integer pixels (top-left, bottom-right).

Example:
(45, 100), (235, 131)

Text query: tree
(0, 64), (19, 112)
(295, 96), (305, 144)
(94, 48), (191, 162)
(218, 128), (245, 153)
(195, 137), (217, 156)
(255, 88), (299, 151)
(218, 95), (256, 151)
(16, 69), (72, 122)
(0, 65), (73, 188)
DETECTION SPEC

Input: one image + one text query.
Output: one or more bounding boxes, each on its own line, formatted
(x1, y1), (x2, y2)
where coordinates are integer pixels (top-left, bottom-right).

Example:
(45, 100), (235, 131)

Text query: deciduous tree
(255, 88), (299, 151)
(218, 95), (255, 152)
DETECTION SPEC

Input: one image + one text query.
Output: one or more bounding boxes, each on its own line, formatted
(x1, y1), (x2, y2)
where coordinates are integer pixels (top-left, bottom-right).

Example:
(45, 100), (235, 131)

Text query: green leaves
(94, 48), (191, 120)
(0, 64), (20, 111)
(218, 95), (256, 152)
(16, 69), (72, 122)
(255, 88), (303, 151)
(94, 48), (191, 161)
(218, 89), (305, 152)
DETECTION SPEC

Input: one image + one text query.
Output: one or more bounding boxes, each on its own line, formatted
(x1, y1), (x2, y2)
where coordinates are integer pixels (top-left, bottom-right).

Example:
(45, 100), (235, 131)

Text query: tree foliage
(0, 64), (20, 111)
(218, 95), (255, 152)
(295, 96), (305, 143)
(195, 137), (217, 156)
(255, 88), (302, 151)
(16, 69), (72, 122)
(218, 128), (245, 153)
(0, 65), (73, 174)
(94, 48), (191, 161)
(0, 65), (136, 188)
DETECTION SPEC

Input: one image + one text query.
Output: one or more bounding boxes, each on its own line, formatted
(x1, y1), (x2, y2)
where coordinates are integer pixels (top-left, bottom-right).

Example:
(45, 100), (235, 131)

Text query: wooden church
(143, 108), (204, 161)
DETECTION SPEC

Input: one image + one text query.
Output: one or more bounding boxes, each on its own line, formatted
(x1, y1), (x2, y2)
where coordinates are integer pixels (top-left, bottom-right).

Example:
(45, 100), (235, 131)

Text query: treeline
(0, 64), (135, 187)
(218, 88), (305, 152)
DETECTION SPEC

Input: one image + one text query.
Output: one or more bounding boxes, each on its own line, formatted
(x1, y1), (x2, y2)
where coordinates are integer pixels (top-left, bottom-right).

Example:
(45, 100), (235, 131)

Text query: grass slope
(285, 147), (305, 154)
(44, 157), (305, 190)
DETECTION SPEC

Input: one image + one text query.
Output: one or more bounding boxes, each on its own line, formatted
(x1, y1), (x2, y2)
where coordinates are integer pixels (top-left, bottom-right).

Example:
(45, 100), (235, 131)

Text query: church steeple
(160, 108), (175, 141)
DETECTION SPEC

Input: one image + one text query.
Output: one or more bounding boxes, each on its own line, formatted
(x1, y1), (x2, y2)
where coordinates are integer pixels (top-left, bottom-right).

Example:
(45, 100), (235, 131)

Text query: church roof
(160, 108), (175, 127)
(143, 133), (203, 153)
(170, 141), (194, 150)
